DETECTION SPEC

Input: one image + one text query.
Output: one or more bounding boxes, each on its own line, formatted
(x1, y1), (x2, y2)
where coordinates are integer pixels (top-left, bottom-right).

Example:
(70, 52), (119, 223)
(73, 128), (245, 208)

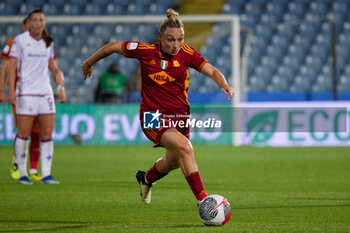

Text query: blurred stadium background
(1, 0), (350, 102)
(1, 2), (350, 231)
(0, 0), (349, 146)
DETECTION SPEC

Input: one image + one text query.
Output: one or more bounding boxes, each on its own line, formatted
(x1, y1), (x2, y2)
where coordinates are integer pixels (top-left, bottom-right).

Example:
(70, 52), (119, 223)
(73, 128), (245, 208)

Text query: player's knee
(40, 130), (52, 139)
(177, 139), (194, 159)
(17, 129), (31, 138)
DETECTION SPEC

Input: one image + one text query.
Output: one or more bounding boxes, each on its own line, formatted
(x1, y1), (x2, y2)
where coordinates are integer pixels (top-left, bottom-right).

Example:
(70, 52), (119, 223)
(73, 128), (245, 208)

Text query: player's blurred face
(159, 27), (184, 56)
(29, 13), (45, 37)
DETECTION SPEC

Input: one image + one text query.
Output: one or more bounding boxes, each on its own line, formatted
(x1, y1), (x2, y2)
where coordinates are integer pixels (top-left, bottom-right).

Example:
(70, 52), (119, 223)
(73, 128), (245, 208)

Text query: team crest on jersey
(160, 60), (168, 69)
(149, 59), (156, 64)
(148, 71), (175, 85)
(127, 42), (138, 50)
(173, 60), (180, 67)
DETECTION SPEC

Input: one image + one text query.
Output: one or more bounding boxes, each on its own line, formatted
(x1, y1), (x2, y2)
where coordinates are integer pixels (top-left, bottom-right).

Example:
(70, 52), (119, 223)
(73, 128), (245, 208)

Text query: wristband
(58, 85), (65, 91)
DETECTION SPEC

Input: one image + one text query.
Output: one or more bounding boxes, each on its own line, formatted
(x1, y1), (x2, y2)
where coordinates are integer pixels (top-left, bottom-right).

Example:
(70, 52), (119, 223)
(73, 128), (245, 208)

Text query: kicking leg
(160, 129), (207, 202)
(137, 129), (207, 204)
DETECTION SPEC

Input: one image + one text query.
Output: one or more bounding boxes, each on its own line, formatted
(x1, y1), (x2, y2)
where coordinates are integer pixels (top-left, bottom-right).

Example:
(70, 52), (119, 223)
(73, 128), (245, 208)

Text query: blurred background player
(94, 63), (126, 104)
(81, 9), (234, 204)
(8, 9), (66, 185)
(0, 17), (42, 182)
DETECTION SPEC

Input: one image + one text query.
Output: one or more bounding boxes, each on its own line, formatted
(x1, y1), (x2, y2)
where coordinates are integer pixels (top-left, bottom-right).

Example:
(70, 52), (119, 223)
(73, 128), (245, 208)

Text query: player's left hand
(58, 85), (66, 103)
(222, 85), (234, 100)
(81, 61), (93, 80)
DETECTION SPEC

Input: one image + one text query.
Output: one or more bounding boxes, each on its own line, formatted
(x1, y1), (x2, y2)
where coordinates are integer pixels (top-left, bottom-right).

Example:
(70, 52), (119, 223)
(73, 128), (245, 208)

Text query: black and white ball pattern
(198, 194), (231, 226)
(198, 196), (218, 221)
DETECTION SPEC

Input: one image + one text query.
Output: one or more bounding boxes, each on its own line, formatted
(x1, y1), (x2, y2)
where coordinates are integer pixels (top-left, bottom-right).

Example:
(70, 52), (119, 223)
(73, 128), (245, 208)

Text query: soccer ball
(198, 194), (231, 226)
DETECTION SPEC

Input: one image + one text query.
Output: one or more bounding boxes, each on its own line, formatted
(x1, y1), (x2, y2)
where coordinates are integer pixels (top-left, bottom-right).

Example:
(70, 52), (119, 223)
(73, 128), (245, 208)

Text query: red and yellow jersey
(122, 41), (207, 116)
(1, 37), (15, 59)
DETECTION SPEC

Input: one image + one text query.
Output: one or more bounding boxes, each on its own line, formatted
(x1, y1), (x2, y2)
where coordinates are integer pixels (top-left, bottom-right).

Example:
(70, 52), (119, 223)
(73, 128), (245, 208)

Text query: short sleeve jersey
(9, 31), (55, 95)
(123, 41), (207, 115)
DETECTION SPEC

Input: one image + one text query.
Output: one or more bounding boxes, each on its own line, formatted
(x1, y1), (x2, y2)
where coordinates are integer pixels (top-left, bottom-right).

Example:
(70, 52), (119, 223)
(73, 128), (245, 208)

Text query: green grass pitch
(0, 145), (350, 233)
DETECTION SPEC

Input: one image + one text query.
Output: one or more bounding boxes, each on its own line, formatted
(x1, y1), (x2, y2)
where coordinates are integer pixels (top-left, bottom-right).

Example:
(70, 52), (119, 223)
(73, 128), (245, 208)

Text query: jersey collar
(156, 42), (174, 60)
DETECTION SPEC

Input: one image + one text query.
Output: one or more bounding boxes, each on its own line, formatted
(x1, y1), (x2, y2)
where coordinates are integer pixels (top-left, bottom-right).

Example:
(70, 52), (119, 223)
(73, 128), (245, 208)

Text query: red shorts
(140, 116), (190, 148)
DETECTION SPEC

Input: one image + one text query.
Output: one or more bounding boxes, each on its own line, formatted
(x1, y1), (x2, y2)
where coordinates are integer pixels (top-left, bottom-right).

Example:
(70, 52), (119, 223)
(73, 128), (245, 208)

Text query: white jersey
(9, 31), (55, 96)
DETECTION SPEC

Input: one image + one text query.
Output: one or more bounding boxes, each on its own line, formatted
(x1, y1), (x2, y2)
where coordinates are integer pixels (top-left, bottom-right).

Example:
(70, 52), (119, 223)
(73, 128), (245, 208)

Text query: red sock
(145, 164), (167, 185)
(29, 131), (40, 171)
(13, 134), (18, 163)
(186, 171), (207, 201)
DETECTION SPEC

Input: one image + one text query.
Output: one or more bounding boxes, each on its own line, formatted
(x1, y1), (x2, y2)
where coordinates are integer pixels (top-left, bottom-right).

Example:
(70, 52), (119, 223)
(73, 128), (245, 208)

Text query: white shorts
(16, 95), (56, 116)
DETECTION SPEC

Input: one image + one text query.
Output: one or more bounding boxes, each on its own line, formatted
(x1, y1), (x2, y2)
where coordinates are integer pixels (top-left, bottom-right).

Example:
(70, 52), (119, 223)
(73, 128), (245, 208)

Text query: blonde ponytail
(159, 9), (184, 34)
(166, 8), (179, 19)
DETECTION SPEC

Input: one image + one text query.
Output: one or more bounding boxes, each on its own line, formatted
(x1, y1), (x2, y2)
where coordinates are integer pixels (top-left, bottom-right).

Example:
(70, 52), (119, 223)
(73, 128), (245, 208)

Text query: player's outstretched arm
(200, 63), (234, 100)
(81, 41), (124, 80)
(0, 59), (9, 104)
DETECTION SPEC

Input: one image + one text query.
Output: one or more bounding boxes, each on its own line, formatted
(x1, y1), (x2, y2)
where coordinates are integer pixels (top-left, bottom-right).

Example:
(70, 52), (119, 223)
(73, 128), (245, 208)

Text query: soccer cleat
(29, 173), (42, 182)
(10, 163), (20, 180)
(19, 176), (33, 185)
(136, 171), (152, 204)
(41, 175), (60, 184)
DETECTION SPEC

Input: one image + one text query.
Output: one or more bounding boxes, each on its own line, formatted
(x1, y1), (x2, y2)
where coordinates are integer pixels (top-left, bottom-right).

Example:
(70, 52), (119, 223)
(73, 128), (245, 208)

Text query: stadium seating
(1, 0), (350, 103)
(217, 0), (350, 100)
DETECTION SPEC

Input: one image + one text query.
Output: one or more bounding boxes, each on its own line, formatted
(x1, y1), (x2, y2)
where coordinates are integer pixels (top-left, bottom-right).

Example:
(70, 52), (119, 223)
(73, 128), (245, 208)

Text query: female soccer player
(81, 9), (234, 204)
(1, 17), (43, 182)
(8, 9), (66, 184)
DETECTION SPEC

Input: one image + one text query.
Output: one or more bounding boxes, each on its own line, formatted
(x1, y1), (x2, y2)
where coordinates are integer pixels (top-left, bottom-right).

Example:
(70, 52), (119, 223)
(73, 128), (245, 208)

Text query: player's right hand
(222, 85), (234, 100)
(58, 85), (66, 103)
(81, 61), (93, 80)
